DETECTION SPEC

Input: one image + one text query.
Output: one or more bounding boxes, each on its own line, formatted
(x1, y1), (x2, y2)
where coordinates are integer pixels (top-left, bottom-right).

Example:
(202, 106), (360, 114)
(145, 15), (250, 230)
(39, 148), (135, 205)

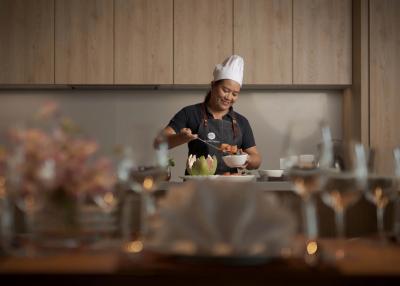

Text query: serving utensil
(195, 137), (229, 154)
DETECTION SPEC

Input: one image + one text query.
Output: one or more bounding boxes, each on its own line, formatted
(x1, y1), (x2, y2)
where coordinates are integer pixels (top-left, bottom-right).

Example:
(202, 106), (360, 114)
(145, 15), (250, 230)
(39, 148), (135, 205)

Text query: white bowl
(222, 154), (248, 168)
(258, 169), (284, 179)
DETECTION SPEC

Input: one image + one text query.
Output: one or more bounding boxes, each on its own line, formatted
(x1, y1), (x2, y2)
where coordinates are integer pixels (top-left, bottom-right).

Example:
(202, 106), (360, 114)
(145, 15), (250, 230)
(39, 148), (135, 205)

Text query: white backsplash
(0, 89), (342, 180)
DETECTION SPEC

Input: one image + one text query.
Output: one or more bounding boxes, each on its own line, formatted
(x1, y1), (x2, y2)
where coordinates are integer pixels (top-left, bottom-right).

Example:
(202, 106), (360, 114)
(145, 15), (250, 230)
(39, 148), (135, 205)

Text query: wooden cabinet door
(293, 0), (352, 84)
(115, 0), (173, 84)
(234, 0), (292, 84)
(55, 0), (113, 84)
(0, 0), (54, 84)
(174, 0), (233, 84)
(370, 0), (400, 173)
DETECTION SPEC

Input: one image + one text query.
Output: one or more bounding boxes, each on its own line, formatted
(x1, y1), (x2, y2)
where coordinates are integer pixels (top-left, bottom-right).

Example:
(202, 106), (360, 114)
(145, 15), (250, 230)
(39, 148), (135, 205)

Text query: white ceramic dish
(222, 154), (248, 168)
(216, 174), (256, 182)
(258, 169), (284, 178)
(180, 175), (220, 181)
(180, 175), (255, 182)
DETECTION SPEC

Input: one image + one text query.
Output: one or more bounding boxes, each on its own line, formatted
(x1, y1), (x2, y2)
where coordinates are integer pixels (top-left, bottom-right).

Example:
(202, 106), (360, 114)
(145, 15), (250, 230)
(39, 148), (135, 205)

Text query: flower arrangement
(6, 102), (116, 199)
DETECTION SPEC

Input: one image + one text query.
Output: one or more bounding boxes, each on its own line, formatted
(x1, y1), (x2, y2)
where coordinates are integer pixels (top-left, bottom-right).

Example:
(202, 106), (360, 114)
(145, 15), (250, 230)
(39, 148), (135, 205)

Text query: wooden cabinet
(115, 0), (173, 84)
(293, 0), (352, 85)
(0, 0), (54, 84)
(0, 0), (354, 86)
(174, 0), (233, 84)
(369, 0), (400, 173)
(234, 0), (292, 84)
(55, 0), (113, 84)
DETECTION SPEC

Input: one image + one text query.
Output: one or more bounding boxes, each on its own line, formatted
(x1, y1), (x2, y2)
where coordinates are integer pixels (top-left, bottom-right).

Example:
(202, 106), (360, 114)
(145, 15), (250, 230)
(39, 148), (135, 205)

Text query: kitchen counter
(159, 180), (294, 192)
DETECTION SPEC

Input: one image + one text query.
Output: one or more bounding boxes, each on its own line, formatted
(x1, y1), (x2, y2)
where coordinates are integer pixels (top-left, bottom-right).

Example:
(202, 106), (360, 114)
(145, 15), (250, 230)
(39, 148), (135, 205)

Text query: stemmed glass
(122, 128), (169, 253)
(6, 145), (46, 255)
(282, 120), (333, 262)
(321, 141), (368, 259)
(393, 147), (400, 241)
(364, 147), (399, 242)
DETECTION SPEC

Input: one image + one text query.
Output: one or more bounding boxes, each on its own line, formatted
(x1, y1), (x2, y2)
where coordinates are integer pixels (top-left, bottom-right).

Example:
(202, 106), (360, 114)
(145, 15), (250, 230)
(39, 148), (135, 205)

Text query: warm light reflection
(124, 240), (143, 253)
(374, 187), (388, 208)
(306, 240), (318, 255)
(103, 192), (115, 205)
(213, 242), (232, 256)
(24, 195), (36, 212)
(293, 178), (306, 197)
(280, 247), (293, 258)
(335, 249), (345, 260)
(375, 187), (383, 199)
(0, 177), (5, 198)
(143, 177), (154, 190)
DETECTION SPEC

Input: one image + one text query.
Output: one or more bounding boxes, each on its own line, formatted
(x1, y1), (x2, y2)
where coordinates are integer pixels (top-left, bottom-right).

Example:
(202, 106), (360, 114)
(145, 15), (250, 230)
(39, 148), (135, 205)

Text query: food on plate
(222, 172), (242, 176)
(220, 143), (242, 155)
(186, 154), (217, 176)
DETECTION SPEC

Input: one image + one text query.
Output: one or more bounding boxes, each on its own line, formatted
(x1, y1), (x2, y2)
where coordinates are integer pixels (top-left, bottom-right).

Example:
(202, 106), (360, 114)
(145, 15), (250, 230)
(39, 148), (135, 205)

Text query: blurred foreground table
(1, 238), (400, 285)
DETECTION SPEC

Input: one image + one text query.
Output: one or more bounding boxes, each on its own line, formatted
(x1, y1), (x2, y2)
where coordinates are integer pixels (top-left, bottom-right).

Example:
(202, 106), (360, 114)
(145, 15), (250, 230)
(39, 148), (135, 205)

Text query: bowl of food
(222, 154), (248, 168)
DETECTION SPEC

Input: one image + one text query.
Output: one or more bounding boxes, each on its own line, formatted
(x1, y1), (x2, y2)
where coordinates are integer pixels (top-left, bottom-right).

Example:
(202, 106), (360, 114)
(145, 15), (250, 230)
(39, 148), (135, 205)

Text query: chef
(157, 55), (262, 174)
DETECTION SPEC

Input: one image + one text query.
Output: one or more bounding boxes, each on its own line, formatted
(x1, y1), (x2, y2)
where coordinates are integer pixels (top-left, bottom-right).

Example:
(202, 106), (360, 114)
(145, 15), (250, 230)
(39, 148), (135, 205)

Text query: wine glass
(321, 141), (367, 259)
(393, 147), (400, 242)
(364, 146), (399, 242)
(6, 145), (46, 255)
(123, 127), (169, 250)
(282, 119), (333, 262)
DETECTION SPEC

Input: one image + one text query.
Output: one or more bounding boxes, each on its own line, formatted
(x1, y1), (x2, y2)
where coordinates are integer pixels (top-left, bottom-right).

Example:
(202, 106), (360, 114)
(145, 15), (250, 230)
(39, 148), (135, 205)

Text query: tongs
(196, 137), (229, 155)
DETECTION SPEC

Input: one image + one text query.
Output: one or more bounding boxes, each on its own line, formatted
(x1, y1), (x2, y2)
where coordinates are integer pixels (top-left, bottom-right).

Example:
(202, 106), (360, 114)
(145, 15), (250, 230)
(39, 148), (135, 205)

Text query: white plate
(180, 175), (220, 181)
(258, 169), (284, 178)
(180, 175), (255, 182)
(216, 174), (256, 182)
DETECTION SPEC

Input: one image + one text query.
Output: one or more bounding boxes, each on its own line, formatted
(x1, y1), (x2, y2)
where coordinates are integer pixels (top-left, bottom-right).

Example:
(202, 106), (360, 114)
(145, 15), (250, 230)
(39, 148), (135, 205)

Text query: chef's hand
(180, 128), (198, 142)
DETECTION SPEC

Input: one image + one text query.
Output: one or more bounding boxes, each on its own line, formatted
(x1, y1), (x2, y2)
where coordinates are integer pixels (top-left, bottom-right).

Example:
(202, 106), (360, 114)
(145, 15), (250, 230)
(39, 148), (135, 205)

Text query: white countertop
(159, 180), (294, 192)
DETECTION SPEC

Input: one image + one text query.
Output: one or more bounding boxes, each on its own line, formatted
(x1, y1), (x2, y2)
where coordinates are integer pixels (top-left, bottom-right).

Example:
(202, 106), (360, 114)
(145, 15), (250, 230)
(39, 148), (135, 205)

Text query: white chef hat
(213, 55), (244, 86)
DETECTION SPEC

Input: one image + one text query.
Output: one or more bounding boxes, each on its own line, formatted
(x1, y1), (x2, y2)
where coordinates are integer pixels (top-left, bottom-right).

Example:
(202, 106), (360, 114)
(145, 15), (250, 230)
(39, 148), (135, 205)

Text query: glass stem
(140, 190), (156, 240)
(121, 195), (134, 241)
(25, 210), (37, 256)
(335, 208), (345, 239)
(302, 197), (318, 240)
(394, 197), (400, 242)
(139, 191), (148, 239)
(377, 206), (385, 241)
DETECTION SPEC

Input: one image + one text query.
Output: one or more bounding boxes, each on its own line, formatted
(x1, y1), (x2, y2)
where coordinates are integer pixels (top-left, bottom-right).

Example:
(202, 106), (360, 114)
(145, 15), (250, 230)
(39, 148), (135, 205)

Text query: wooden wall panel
(234, 0), (292, 84)
(0, 0), (54, 84)
(55, 0), (113, 84)
(115, 0), (173, 84)
(294, 0), (352, 84)
(174, 0), (233, 84)
(370, 0), (400, 173)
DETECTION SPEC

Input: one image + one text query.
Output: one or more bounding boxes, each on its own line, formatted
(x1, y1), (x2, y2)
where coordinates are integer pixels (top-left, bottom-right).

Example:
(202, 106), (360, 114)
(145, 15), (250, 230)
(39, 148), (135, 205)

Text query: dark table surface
(1, 238), (400, 285)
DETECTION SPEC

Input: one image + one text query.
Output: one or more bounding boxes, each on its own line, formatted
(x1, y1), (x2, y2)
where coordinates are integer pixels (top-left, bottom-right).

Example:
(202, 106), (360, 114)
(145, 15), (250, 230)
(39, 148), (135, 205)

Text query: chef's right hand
(180, 128), (198, 142)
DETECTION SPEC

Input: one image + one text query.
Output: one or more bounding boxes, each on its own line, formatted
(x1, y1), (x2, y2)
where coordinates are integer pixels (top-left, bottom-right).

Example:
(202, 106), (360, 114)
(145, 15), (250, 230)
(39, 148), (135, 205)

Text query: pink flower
(6, 103), (116, 197)
(36, 101), (59, 120)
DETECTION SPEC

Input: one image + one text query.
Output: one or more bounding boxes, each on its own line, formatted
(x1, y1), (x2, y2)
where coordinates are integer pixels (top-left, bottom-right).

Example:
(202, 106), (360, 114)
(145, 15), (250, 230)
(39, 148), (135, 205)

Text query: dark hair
(204, 90), (211, 103)
(204, 80), (223, 103)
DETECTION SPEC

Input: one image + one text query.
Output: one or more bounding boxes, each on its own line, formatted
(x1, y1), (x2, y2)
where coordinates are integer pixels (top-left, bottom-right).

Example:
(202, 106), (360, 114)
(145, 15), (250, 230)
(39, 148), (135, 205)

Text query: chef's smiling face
(210, 79), (241, 112)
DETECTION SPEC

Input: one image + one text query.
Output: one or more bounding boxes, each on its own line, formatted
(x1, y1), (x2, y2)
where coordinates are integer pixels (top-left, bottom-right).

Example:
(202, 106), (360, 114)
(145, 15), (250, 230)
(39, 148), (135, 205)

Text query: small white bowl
(258, 169), (284, 179)
(222, 154), (248, 168)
